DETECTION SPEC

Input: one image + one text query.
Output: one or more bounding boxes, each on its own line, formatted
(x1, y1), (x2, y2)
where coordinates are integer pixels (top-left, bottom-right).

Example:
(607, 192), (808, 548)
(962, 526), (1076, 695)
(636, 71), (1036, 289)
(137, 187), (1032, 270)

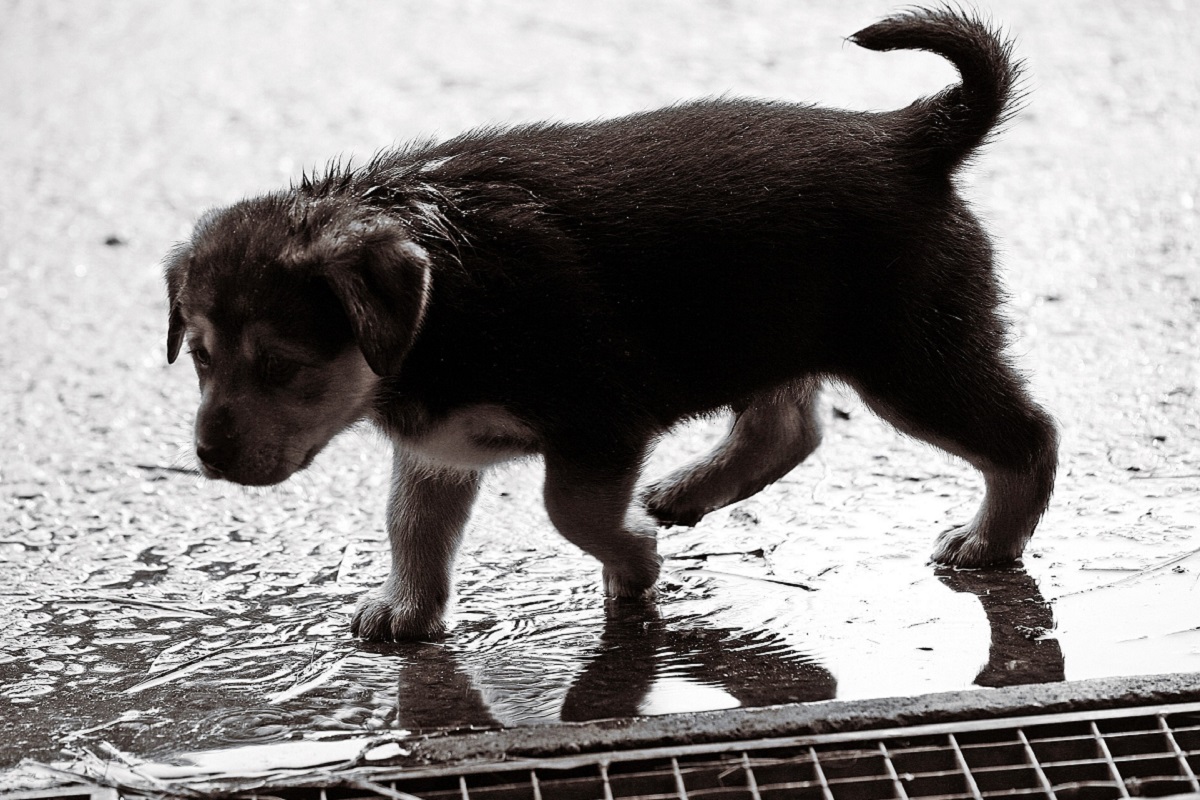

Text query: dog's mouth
(196, 447), (317, 487)
(199, 461), (226, 481)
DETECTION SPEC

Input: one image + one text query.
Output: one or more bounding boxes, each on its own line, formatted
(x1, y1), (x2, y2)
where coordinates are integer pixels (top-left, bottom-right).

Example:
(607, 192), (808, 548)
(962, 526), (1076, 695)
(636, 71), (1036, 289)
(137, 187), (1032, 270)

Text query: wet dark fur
(166, 7), (1058, 641)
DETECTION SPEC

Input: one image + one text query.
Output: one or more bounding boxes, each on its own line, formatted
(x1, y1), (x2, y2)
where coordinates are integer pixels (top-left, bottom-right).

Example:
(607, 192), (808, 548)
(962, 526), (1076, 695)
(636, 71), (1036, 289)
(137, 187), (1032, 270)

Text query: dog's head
(166, 195), (432, 485)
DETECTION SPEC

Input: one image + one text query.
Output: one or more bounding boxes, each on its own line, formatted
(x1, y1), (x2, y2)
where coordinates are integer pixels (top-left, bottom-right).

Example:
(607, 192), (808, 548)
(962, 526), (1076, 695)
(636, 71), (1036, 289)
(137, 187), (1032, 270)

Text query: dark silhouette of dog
(166, 7), (1057, 641)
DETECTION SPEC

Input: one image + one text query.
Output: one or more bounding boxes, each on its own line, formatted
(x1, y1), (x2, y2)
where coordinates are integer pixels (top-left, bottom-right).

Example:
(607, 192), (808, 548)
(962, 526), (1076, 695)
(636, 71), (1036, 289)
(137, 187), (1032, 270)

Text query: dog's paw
(603, 569), (660, 600)
(642, 483), (710, 528)
(602, 553), (662, 600)
(351, 589), (446, 642)
(931, 524), (1024, 569)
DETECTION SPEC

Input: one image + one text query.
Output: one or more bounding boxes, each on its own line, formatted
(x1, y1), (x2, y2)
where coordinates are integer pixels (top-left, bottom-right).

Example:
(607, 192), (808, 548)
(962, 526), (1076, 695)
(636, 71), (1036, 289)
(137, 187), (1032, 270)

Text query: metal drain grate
(291, 703), (1200, 800)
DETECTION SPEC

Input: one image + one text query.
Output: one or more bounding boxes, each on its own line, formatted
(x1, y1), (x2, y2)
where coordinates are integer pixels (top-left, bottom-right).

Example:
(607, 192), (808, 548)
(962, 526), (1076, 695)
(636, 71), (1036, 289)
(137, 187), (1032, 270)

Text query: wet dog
(166, 7), (1057, 641)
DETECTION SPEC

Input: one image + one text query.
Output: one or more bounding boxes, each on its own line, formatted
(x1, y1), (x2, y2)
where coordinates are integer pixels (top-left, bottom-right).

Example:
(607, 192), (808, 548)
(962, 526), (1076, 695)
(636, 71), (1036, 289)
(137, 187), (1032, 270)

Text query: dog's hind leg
(642, 378), (823, 527)
(847, 303), (1058, 568)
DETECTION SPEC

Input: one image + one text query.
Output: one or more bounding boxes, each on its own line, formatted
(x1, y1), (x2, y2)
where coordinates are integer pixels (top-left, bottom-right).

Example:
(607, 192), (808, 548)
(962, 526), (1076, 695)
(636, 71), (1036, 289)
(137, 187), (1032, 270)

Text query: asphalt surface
(1, 0), (1198, 787)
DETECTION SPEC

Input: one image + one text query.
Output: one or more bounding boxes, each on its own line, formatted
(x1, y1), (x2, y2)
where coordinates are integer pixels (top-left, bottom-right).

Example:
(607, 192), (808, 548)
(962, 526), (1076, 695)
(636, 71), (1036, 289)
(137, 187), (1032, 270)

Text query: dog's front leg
(543, 442), (661, 599)
(351, 448), (480, 641)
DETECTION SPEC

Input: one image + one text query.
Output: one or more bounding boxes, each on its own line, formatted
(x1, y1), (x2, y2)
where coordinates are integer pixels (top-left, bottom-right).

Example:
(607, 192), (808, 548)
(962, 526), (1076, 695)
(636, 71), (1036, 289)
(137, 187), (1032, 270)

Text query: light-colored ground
(1, 0), (1198, 783)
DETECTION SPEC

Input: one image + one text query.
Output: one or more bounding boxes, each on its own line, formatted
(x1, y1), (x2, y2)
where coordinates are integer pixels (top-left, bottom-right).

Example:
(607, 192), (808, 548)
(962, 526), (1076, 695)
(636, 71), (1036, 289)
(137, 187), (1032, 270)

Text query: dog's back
(328, 9), (1023, 422)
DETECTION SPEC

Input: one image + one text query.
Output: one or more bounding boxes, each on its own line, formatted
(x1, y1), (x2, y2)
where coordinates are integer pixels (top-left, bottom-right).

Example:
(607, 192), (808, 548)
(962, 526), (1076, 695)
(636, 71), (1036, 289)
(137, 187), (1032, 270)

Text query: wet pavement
(2, 0), (1198, 788)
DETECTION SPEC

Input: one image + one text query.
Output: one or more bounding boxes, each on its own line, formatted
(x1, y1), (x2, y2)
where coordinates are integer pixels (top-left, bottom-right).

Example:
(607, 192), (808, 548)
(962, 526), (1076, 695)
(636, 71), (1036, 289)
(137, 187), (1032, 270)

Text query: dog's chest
(401, 405), (539, 469)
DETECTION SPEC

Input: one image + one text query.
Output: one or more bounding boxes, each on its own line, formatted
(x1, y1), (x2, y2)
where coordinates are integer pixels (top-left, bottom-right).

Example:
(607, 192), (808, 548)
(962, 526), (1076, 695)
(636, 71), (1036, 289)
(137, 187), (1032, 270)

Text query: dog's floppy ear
(164, 243), (191, 364)
(319, 225), (433, 376)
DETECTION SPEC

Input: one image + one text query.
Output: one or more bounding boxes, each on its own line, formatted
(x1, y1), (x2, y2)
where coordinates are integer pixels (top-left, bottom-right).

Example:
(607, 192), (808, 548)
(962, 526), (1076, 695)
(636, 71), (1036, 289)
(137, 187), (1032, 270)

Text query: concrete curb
(398, 672), (1200, 769)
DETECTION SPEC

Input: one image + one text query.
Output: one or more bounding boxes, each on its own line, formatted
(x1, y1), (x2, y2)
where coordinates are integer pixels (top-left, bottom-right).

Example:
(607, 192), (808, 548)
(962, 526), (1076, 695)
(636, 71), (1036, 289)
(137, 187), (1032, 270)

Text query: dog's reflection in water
(936, 566), (1065, 687)
(379, 606), (833, 731)
(561, 604), (836, 722)
(378, 565), (1063, 730)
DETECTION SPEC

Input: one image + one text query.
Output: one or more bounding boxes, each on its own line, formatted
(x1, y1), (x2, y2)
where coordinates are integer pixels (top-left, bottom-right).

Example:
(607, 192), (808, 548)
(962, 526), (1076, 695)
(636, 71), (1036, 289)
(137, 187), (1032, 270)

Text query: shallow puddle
(3, 406), (1198, 783)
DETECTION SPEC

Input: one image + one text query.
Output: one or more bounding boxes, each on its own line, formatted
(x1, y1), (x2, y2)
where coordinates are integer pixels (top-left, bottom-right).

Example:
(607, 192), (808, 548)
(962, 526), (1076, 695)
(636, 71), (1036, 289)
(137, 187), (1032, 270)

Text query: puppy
(165, 7), (1057, 642)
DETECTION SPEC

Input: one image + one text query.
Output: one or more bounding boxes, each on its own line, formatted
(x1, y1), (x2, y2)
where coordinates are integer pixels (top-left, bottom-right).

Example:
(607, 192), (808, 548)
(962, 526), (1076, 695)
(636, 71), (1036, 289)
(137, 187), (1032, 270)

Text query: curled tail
(849, 6), (1023, 172)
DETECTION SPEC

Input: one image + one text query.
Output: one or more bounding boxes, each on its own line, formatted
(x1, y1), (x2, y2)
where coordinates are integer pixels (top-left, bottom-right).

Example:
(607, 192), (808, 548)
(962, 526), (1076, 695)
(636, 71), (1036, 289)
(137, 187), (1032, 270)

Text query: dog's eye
(189, 346), (212, 368)
(261, 353), (302, 384)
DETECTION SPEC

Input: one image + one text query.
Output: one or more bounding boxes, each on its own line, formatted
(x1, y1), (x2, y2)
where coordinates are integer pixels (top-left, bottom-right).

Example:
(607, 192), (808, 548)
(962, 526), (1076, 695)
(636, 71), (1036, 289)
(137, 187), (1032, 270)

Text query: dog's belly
(401, 404), (540, 469)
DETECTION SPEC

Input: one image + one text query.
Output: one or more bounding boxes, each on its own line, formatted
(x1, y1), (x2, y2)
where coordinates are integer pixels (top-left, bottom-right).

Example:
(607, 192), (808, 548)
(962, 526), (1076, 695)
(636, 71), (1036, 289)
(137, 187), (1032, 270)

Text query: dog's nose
(196, 440), (234, 475)
(196, 402), (239, 477)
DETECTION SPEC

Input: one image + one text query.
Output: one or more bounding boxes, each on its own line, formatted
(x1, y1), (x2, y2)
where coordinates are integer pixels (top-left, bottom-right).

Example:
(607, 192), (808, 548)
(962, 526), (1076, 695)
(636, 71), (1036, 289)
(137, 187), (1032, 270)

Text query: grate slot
(810, 747), (837, 800)
(891, 742), (964, 776)
(672, 758), (688, 800)
(1016, 728), (1057, 800)
(1165, 719), (1200, 753)
(958, 736), (1031, 771)
(376, 775), (464, 799)
(1114, 753), (1192, 779)
(682, 752), (755, 797)
(606, 759), (679, 799)
(460, 773), (539, 800)
(1089, 721), (1130, 799)
(879, 742), (911, 800)
(818, 749), (903, 800)
(1028, 739), (1102, 767)
(601, 762), (615, 800)
(741, 752), (763, 800)
(1159, 713), (1200, 792)
(747, 751), (824, 799)
(1040, 760), (1117, 788)
(968, 765), (1046, 795)
(532, 764), (610, 800)
(950, 733), (987, 800)
(894, 772), (975, 800)
(1100, 731), (1170, 759)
